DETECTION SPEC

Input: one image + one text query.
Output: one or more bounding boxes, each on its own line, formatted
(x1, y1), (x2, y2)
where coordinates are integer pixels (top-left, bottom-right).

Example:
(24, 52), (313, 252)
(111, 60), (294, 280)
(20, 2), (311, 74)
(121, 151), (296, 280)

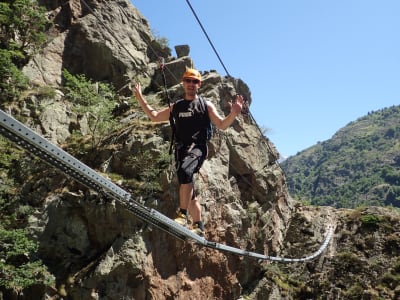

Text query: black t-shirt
(172, 97), (210, 145)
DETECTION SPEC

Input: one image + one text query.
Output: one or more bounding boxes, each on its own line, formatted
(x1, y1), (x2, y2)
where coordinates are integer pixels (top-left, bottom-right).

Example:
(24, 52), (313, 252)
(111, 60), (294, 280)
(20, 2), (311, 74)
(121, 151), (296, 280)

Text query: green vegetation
(0, 49), (29, 101)
(0, 0), (48, 56)
(0, 137), (54, 294)
(360, 214), (381, 228)
(63, 69), (119, 148)
(0, 0), (49, 101)
(343, 283), (364, 300)
(282, 105), (400, 208)
(153, 30), (169, 49)
(145, 28), (171, 62)
(0, 229), (54, 291)
(0, 1), (54, 295)
(61, 68), (170, 195)
(381, 271), (400, 290)
(124, 147), (171, 197)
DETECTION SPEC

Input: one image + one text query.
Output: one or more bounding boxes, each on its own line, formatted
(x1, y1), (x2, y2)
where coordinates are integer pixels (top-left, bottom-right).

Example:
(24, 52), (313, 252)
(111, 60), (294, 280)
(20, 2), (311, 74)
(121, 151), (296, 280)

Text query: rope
(78, 0), (285, 191)
(159, 57), (177, 154)
(79, 0), (286, 208)
(185, 0), (231, 78)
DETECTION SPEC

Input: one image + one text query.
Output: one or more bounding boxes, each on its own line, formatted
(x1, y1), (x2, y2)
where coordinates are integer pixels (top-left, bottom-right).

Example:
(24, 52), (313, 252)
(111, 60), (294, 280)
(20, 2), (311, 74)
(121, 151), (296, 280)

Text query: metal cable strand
(185, 0), (231, 77)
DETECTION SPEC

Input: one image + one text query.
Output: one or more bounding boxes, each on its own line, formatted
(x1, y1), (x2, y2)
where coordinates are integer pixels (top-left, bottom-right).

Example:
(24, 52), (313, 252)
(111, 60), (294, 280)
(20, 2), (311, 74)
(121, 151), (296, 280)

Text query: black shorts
(175, 143), (208, 184)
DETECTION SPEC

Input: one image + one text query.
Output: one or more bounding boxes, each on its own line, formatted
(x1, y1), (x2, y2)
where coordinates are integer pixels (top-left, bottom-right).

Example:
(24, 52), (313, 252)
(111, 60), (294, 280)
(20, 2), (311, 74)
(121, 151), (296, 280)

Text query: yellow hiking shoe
(174, 211), (187, 225)
(191, 223), (205, 236)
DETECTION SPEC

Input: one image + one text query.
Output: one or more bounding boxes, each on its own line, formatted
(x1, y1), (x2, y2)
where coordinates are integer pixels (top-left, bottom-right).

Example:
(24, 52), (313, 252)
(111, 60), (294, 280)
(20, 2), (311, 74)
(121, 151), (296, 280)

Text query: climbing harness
(0, 109), (333, 262)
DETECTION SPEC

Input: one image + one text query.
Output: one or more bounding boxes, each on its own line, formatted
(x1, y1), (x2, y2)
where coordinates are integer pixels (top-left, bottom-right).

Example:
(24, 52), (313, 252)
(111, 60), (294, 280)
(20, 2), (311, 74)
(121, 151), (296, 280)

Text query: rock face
(12, 1), (400, 300)
(28, 0), (155, 90)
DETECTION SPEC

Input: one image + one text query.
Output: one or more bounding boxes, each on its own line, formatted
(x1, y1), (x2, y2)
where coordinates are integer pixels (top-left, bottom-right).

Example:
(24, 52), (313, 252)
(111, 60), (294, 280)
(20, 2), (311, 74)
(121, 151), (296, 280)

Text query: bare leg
(179, 183), (201, 222)
(189, 198), (201, 223)
(179, 183), (192, 210)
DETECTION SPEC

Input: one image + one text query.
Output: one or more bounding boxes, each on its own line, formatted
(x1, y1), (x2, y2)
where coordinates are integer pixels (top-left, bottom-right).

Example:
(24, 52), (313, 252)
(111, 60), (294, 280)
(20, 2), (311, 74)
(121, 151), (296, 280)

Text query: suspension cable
(185, 0), (231, 78)
(184, 0), (286, 172)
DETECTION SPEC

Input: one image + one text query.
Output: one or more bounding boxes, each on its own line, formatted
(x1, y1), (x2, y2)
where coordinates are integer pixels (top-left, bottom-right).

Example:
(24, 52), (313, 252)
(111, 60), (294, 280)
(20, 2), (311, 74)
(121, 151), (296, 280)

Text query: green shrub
(0, 0), (48, 102)
(381, 272), (400, 289)
(0, 0), (49, 63)
(126, 148), (171, 196)
(360, 214), (381, 229)
(343, 283), (364, 300)
(62, 69), (119, 148)
(0, 138), (54, 293)
(0, 49), (29, 101)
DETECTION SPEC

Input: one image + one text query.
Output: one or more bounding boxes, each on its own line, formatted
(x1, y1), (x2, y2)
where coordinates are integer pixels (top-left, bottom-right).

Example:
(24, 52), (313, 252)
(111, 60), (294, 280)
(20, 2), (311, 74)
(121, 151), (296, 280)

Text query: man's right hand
(133, 82), (142, 99)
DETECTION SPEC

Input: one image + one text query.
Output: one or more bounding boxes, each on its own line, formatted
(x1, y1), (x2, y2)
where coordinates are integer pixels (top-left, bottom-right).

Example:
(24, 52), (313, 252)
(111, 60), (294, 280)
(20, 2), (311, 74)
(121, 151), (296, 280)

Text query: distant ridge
(281, 105), (400, 208)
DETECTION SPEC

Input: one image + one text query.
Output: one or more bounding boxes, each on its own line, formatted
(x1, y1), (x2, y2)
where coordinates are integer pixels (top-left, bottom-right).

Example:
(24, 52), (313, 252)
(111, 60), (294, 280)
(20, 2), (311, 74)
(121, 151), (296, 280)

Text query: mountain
(281, 105), (400, 208)
(1, 1), (400, 299)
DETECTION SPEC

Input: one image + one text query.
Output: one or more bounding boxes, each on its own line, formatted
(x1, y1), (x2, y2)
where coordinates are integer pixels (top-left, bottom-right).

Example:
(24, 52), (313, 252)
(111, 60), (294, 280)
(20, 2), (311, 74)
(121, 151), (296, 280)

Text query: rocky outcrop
(28, 0), (157, 91)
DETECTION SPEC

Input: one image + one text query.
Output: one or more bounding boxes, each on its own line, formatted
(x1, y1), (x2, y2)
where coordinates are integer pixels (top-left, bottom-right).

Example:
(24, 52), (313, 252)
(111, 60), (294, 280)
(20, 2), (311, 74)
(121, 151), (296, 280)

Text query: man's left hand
(231, 95), (244, 115)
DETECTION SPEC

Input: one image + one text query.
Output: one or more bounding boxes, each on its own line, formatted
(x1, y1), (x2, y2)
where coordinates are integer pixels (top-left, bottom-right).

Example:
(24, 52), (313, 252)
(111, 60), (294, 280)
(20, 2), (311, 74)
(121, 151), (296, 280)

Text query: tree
(0, 0), (48, 65)
(63, 69), (118, 148)
(0, 137), (54, 296)
(0, 0), (48, 101)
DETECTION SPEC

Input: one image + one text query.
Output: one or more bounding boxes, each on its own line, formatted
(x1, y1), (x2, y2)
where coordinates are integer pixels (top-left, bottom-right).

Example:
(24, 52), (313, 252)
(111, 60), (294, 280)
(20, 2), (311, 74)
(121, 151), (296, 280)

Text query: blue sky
(131, 0), (400, 158)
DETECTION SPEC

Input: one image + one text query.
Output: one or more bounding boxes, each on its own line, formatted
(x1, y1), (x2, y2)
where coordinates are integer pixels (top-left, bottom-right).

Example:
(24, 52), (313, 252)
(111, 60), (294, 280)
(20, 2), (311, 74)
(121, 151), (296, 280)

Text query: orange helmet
(182, 68), (202, 82)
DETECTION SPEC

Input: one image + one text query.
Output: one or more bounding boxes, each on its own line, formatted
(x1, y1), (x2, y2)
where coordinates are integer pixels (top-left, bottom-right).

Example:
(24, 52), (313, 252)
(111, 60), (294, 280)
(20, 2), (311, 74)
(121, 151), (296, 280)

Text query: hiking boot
(174, 211), (187, 225)
(191, 224), (205, 236)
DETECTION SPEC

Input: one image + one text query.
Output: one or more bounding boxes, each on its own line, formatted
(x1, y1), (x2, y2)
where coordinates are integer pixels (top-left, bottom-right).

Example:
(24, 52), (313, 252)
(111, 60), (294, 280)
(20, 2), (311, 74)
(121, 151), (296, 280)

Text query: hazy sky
(131, 0), (400, 158)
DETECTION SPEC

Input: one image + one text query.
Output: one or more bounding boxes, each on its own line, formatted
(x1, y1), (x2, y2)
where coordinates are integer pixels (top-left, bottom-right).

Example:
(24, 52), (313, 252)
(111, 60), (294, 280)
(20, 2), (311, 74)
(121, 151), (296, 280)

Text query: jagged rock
(27, 0), (154, 90)
(175, 44), (190, 57)
(151, 56), (195, 90)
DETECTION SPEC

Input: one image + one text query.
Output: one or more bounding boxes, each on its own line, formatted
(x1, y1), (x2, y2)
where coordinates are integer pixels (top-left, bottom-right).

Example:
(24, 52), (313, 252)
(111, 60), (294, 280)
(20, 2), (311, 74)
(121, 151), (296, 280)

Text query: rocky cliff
(2, 0), (400, 299)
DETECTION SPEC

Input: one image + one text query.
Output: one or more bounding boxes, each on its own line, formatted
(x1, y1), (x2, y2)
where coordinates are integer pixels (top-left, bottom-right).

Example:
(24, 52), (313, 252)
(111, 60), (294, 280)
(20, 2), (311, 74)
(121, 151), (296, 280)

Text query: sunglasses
(184, 78), (200, 84)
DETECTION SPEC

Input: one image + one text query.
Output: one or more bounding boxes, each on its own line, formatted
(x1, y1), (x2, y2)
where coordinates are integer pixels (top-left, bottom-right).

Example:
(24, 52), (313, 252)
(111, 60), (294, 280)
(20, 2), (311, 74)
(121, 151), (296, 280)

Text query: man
(133, 68), (243, 236)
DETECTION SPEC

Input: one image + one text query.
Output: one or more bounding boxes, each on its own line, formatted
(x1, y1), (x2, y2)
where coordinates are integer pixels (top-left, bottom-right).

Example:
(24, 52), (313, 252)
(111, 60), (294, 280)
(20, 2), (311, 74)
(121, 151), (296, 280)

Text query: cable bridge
(0, 109), (333, 262)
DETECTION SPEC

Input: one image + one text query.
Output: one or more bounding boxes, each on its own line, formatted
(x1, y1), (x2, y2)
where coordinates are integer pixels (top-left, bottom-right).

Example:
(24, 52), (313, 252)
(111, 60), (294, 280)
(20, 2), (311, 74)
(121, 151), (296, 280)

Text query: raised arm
(207, 95), (243, 130)
(133, 82), (171, 122)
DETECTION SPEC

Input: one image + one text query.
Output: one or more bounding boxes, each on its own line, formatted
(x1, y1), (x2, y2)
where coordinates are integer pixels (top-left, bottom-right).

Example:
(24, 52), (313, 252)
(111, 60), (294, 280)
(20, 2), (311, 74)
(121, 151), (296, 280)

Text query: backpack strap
(198, 96), (212, 141)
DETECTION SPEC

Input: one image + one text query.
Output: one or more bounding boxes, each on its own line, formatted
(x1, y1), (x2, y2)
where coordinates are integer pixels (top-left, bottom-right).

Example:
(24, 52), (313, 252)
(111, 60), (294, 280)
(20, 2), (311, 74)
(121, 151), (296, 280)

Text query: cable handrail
(0, 108), (334, 262)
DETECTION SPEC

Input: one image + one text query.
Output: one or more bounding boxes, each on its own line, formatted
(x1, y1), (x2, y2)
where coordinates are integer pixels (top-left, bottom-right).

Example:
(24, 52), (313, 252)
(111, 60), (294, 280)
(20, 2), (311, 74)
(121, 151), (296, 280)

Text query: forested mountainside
(281, 105), (400, 208)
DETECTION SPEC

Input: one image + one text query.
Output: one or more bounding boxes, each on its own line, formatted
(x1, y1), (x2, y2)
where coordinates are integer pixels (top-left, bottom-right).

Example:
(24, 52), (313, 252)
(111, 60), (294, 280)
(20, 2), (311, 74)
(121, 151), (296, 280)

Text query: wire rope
(184, 0), (231, 77)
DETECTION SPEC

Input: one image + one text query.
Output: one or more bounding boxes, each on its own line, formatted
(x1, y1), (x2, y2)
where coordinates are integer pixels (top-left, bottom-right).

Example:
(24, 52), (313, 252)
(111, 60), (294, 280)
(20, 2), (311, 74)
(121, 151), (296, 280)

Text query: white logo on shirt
(179, 111), (193, 118)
